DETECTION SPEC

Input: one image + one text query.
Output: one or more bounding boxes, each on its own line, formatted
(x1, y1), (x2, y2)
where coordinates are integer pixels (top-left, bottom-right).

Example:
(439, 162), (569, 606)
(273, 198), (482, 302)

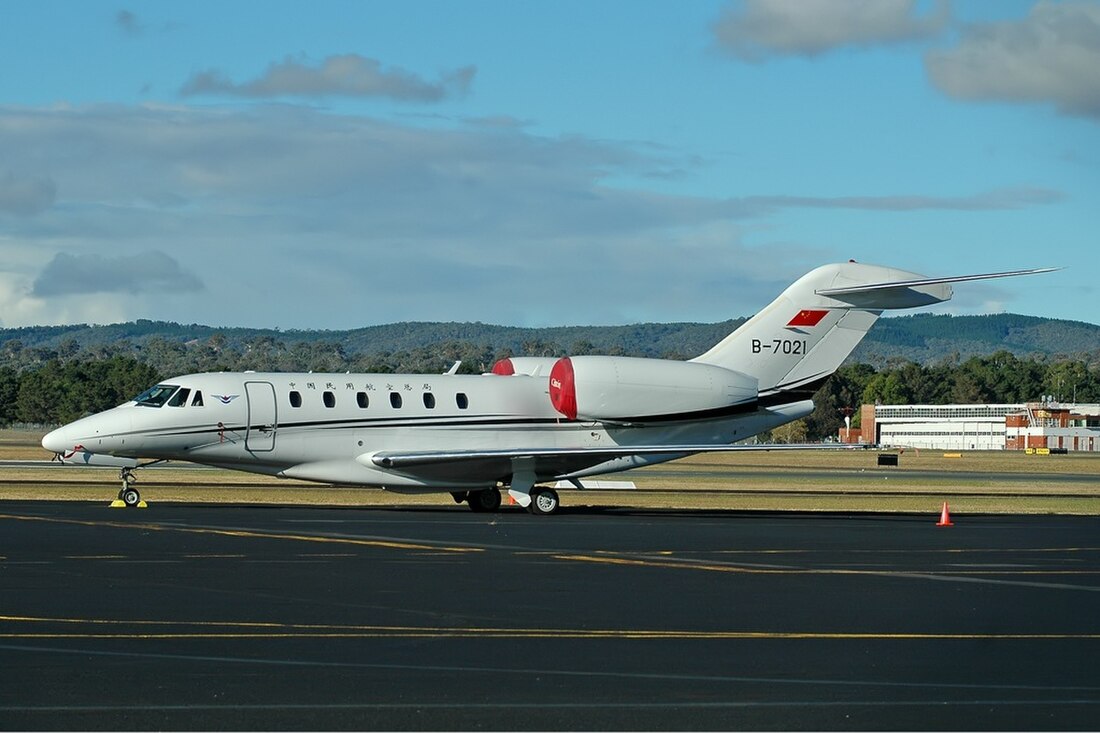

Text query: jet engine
(548, 355), (758, 421)
(490, 357), (561, 377)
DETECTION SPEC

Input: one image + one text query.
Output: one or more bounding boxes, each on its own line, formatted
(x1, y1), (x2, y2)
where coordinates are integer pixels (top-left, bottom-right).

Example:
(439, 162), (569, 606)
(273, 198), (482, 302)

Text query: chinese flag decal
(787, 309), (829, 327)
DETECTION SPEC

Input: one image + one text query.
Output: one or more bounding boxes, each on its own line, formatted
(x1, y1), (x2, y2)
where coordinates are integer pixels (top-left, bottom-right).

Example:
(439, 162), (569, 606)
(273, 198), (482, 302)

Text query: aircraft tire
(121, 488), (141, 508)
(527, 488), (559, 516)
(468, 488), (502, 513)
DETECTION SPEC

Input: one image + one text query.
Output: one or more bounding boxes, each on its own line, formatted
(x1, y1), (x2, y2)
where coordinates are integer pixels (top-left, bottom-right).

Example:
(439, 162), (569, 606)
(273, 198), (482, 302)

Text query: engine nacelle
(490, 357), (561, 377)
(548, 356), (757, 421)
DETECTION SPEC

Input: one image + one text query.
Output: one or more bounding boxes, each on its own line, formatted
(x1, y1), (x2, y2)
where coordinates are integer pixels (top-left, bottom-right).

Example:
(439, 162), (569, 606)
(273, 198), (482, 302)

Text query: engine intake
(490, 357), (561, 377)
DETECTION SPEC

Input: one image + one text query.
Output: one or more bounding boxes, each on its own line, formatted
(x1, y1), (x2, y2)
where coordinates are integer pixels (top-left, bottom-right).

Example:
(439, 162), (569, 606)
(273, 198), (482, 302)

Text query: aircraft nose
(42, 425), (74, 454)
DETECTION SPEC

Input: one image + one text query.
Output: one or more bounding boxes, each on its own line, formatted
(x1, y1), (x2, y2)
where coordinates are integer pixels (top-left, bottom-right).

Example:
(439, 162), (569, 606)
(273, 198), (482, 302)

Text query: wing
(360, 443), (874, 485)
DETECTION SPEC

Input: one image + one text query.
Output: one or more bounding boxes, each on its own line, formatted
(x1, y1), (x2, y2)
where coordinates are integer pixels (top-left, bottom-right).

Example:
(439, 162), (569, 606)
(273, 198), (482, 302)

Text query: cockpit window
(133, 384), (179, 408)
(191, 391), (204, 407)
(167, 388), (191, 407)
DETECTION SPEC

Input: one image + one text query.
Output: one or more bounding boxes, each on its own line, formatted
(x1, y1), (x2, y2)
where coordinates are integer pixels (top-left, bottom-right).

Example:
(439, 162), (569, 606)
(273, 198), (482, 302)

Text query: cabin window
(390, 392), (402, 409)
(456, 392), (469, 410)
(191, 391), (204, 407)
(323, 391), (336, 408)
(289, 391), (302, 408)
(357, 392), (369, 409)
(423, 392), (436, 409)
(167, 388), (191, 407)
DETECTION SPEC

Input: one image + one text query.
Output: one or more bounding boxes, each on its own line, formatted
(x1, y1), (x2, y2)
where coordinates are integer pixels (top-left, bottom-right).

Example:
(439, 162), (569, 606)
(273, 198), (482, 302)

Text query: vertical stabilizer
(691, 262), (954, 396)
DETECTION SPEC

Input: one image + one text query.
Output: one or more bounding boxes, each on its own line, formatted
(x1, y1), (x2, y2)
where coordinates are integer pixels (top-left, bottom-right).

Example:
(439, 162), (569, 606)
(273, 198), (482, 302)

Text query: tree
(0, 367), (19, 425)
(16, 361), (68, 424)
(1045, 360), (1098, 403)
(862, 371), (912, 405)
(770, 419), (808, 444)
(805, 363), (875, 440)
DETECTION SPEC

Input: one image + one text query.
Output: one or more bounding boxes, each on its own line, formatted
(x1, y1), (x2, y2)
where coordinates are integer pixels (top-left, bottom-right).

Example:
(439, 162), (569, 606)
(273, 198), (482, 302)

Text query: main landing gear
(467, 488), (503, 513)
(450, 486), (560, 515)
(526, 487), (560, 516)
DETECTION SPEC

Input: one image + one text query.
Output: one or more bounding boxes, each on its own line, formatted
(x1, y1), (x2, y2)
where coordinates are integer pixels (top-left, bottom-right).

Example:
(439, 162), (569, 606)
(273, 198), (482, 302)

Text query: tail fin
(691, 262), (1054, 398)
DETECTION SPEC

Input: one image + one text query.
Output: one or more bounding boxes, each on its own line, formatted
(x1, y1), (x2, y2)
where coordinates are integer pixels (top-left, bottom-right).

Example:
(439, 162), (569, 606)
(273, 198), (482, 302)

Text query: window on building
(289, 391), (302, 408)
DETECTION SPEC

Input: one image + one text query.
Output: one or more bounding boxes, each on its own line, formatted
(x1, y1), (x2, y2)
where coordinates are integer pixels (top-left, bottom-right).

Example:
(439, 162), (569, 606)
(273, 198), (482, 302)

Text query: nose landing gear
(113, 466), (146, 508)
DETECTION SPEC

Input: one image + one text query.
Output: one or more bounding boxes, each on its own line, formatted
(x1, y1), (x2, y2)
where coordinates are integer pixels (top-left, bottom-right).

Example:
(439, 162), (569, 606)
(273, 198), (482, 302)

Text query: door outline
(244, 381), (277, 452)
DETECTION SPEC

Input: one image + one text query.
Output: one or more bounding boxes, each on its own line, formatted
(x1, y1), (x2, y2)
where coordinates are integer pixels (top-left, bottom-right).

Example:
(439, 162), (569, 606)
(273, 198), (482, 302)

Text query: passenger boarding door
(244, 381), (277, 452)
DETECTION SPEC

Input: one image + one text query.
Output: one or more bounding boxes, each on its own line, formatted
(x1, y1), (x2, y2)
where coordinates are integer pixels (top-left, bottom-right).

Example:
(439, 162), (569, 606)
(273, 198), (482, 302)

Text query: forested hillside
(3, 313), (1098, 438)
(2, 313), (1098, 368)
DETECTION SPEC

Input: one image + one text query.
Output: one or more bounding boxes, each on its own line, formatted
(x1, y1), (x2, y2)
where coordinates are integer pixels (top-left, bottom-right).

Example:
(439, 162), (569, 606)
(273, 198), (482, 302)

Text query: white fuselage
(43, 370), (807, 492)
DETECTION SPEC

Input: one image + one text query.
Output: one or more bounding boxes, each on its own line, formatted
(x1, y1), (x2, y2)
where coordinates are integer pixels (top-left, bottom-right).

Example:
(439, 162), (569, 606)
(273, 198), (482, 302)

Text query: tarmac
(1, 501), (1099, 730)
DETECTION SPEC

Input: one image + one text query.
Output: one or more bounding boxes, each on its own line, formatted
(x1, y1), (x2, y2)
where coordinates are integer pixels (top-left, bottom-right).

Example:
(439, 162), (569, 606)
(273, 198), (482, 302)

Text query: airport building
(840, 402), (1100, 451)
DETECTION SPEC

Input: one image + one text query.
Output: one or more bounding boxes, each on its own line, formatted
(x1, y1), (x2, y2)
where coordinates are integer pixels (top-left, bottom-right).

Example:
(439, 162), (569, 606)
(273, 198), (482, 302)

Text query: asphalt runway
(1, 502), (1098, 730)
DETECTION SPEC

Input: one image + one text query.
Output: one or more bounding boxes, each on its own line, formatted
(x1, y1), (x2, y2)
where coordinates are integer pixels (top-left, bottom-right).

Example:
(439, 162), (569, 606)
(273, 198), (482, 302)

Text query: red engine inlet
(549, 357), (577, 420)
(491, 359), (515, 375)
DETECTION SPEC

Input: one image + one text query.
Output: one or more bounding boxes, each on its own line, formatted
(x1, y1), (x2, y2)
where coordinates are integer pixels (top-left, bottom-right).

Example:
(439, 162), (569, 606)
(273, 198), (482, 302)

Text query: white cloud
(926, 1), (1100, 120)
(31, 251), (203, 297)
(0, 271), (130, 328)
(181, 54), (476, 102)
(745, 187), (1064, 212)
(713, 0), (949, 60)
(0, 103), (1062, 329)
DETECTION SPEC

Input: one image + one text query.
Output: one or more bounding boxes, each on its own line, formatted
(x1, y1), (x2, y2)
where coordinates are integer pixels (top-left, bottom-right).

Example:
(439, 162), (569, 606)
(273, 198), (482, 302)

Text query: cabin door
(244, 381), (277, 452)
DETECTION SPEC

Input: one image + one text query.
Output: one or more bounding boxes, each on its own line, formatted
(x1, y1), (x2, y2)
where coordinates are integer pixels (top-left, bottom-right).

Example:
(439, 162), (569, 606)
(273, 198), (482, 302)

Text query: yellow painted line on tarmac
(713, 547), (1100, 555)
(1, 615), (1099, 641)
(182, 554), (247, 559)
(552, 554), (1100, 577)
(554, 554), (774, 573)
(0, 513), (482, 554)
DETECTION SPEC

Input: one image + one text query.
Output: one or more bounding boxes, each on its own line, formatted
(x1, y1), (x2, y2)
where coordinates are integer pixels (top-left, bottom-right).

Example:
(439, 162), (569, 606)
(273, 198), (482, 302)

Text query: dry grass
(4, 428), (1099, 514)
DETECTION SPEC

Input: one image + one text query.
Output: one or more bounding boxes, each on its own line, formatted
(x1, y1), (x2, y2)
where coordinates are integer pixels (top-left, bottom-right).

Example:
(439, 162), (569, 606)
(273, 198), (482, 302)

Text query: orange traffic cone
(936, 502), (954, 527)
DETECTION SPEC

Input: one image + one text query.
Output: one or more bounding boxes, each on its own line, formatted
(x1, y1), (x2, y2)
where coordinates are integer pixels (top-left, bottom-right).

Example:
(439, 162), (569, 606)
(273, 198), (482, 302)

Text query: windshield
(133, 384), (179, 407)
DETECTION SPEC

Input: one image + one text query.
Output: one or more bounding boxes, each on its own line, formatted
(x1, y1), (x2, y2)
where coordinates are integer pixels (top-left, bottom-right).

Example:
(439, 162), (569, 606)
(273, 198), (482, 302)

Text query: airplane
(41, 261), (1054, 514)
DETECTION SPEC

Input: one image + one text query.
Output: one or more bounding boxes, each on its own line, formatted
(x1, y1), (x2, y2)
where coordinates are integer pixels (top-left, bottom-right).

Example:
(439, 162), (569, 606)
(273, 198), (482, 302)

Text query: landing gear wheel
(117, 467), (139, 505)
(467, 488), (502, 513)
(527, 487), (559, 516)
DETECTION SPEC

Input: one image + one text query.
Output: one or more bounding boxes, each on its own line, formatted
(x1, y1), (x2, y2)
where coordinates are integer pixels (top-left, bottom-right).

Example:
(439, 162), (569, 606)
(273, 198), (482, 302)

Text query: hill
(1, 313), (1098, 370)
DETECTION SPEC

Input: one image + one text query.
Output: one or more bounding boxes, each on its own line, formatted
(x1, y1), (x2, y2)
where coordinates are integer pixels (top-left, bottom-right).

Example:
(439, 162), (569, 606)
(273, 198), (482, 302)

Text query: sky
(0, 0), (1097, 331)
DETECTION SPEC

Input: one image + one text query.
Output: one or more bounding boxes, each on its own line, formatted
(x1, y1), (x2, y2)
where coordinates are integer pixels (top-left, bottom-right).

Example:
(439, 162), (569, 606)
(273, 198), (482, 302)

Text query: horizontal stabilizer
(816, 267), (1058, 297)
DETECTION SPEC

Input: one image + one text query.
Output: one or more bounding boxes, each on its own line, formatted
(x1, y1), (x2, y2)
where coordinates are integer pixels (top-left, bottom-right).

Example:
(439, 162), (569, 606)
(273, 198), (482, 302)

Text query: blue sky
(0, 0), (1097, 331)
